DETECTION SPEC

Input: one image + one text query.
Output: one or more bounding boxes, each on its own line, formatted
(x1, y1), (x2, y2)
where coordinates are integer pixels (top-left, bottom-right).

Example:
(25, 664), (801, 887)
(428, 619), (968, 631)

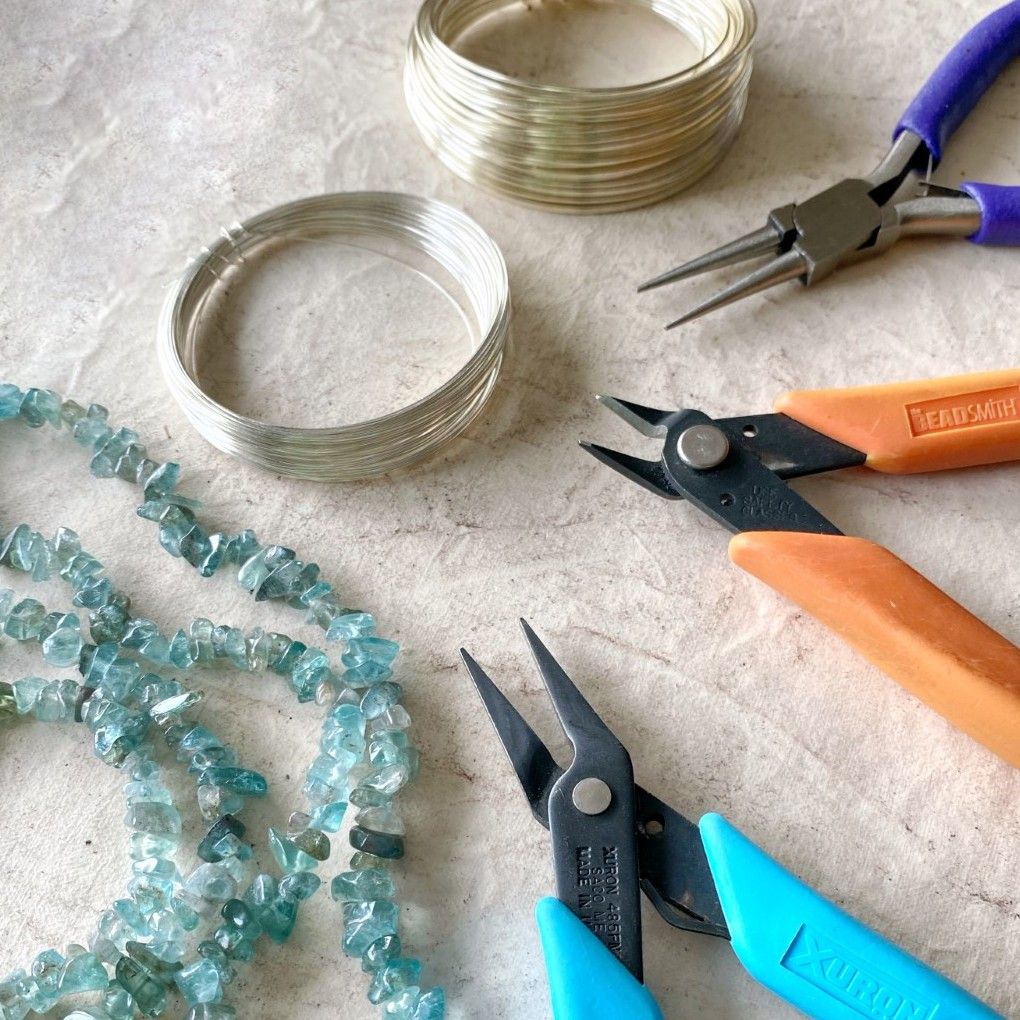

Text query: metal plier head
(581, 395), (867, 537)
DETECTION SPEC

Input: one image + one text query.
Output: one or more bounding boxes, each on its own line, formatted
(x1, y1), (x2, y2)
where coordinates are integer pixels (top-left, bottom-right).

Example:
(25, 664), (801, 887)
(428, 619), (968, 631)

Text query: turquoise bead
(341, 900), (400, 957)
(198, 766), (268, 797)
(175, 959), (222, 1005)
(331, 868), (395, 903)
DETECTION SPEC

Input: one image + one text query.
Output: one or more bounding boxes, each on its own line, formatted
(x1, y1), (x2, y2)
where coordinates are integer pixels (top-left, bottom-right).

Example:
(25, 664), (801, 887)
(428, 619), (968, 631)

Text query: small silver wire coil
(404, 0), (757, 213)
(158, 192), (511, 482)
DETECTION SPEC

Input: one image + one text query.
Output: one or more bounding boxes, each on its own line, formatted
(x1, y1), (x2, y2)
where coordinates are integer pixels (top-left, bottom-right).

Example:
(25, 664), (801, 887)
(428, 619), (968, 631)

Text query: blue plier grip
(896, 1), (1020, 246)
(897, 0), (1020, 162)
(700, 814), (1004, 1019)
(536, 897), (664, 1020)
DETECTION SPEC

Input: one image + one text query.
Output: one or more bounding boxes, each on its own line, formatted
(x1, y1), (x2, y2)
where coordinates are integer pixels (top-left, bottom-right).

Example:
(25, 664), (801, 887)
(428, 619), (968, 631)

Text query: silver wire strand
(404, 0), (757, 213)
(158, 192), (511, 482)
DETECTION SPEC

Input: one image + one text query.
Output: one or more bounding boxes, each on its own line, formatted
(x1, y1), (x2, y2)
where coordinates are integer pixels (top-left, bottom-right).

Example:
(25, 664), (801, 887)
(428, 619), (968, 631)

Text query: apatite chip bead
(0, 383), (24, 418)
(151, 690), (204, 721)
(0, 525), (33, 569)
(343, 661), (394, 688)
(343, 636), (400, 669)
(59, 398), (86, 427)
(197, 535), (227, 578)
(360, 682), (404, 720)
(340, 900), (400, 957)
(129, 832), (179, 861)
(198, 766), (268, 797)
(310, 801), (347, 832)
(279, 871), (321, 902)
(350, 786), (391, 809)
(33, 679), (78, 722)
(188, 618), (216, 662)
(125, 780), (173, 806)
(197, 816), (246, 863)
(197, 785), (243, 822)
(326, 611), (377, 642)
(103, 984), (136, 1019)
(185, 1006), (236, 1020)
(175, 959), (222, 1005)
(57, 952), (108, 995)
(221, 899), (262, 938)
(356, 806), (405, 836)
(125, 943), (181, 986)
(168, 629), (197, 669)
(253, 895), (297, 945)
(268, 828), (317, 873)
(185, 864), (238, 903)
(114, 957), (166, 1017)
(126, 801), (182, 838)
(197, 942), (236, 986)
(0, 588), (13, 627)
(42, 624), (84, 666)
(0, 971), (30, 1020)
(90, 604), (130, 645)
(143, 462), (180, 500)
(19, 387), (62, 427)
(348, 851), (389, 871)
(5, 597), (45, 640)
(384, 987), (422, 1019)
(410, 988), (445, 1020)
(291, 648), (332, 702)
(0, 682), (15, 720)
(331, 868), (395, 903)
(361, 935), (402, 973)
(245, 627), (273, 671)
(350, 826), (405, 860)
(368, 958), (423, 1005)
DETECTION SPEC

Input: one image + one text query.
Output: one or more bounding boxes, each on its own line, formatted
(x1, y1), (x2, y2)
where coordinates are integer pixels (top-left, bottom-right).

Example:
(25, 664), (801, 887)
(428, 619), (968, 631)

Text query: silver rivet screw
(572, 777), (613, 816)
(677, 424), (730, 470)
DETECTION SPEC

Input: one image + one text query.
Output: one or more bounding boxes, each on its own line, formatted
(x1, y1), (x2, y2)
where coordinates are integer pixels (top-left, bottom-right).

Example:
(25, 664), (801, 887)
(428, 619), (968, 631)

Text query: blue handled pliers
(640, 1), (1020, 326)
(461, 621), (1002, 1019)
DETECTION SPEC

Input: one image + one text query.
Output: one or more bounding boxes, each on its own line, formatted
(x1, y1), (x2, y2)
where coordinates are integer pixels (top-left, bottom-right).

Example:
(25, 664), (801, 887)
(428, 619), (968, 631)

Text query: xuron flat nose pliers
(461, 622), (1001, 1019)
(582, 369), (1020, 769)
(641, 1), (1020, 326)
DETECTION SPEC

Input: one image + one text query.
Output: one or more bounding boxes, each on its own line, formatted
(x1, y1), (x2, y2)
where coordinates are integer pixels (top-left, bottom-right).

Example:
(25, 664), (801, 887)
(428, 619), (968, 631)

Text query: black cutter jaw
(461, 626), (732, 960)
(584, 399), (866, 536)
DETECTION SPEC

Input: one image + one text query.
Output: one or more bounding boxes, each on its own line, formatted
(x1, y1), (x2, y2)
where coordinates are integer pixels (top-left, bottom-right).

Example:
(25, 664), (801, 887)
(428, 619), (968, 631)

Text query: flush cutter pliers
(461, 622), (1001, 1019)
(582, 368), (1020, 770)
(640, 1), (1020, 326)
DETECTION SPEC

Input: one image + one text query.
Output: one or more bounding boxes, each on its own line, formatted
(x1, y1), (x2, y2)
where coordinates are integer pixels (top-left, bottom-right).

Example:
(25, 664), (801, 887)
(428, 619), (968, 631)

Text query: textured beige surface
(1, 1), (1019, 1017)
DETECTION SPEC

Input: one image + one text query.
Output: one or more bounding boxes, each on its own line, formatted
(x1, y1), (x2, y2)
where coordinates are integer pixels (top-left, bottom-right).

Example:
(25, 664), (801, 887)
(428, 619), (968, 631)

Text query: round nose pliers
(641, 2), (1020, 326)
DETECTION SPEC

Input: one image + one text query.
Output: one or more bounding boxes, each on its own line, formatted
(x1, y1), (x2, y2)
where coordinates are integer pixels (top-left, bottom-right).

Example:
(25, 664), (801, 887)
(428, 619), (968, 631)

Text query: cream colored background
(1, 1), (1018, 1017)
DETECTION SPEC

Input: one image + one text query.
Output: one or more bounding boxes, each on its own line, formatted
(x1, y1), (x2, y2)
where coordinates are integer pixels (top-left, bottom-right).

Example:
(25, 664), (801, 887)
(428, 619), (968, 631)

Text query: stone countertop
(1, 1), (1018, 1017)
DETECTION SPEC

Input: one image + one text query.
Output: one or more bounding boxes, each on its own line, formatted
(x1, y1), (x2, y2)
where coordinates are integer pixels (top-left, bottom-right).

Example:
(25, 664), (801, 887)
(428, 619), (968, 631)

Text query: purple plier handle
(896, 2), (1020, 245)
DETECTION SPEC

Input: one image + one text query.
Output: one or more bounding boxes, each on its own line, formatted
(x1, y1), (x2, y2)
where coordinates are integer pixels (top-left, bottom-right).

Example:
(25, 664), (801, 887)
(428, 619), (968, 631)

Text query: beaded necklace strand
(0, 383), (443, 1020)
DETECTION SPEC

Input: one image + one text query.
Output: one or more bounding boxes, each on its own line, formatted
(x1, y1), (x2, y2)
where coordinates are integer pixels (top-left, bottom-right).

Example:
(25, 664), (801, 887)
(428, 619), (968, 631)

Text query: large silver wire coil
(405, 0), (757, 213)
(158, 192), (511, 482)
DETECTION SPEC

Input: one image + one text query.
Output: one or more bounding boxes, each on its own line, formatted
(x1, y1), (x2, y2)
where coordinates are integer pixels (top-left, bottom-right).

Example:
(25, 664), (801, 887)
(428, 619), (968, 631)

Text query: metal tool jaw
(644, 130), (982, 326)
(581, 395), (867, 536)
(461, 622), (731, 981)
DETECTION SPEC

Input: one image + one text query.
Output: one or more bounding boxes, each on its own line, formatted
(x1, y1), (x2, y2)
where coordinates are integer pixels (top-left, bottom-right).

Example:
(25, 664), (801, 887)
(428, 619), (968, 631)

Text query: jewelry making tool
(582, 369), (1020, 769)
(639, 1), (1020, 325)
(0, 383), (443, 1020)
(461, 622), (1000, 1020)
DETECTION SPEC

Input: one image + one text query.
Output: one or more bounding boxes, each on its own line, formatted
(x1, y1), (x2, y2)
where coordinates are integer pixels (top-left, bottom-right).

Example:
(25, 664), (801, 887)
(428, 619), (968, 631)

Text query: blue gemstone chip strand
(0, 384), (443, 1020)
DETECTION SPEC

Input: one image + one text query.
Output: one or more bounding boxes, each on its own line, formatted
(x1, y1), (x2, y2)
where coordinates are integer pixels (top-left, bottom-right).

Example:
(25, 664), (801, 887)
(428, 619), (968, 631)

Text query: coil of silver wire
(404, 0), (757, 213)
(158, 192), (511, 482)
